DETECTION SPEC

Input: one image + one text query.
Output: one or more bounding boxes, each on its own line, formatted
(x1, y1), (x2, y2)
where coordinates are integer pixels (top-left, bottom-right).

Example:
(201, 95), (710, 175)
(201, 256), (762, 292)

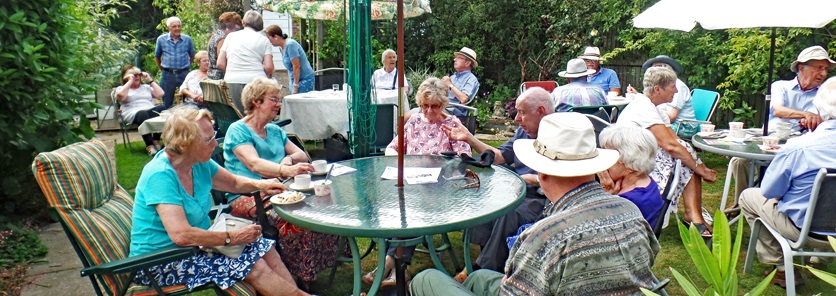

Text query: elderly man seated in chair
(551, 58), (608, 111)
(411, 112), (661, 295)
(740, 77), (836, 289)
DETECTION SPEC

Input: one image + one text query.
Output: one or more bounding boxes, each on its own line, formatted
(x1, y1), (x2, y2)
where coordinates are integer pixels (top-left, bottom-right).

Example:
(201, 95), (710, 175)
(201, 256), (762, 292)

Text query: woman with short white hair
(616, 67), (717, 238)
(599, 125), (664, 226)
(813, 77), (836, 121)
(217, 10), (273, 114)
(372, 49), (412, 95)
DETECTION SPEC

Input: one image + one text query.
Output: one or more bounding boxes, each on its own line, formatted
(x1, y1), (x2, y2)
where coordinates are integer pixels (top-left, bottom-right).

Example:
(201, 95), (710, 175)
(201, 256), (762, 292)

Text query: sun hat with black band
(790, 45), (836, 73)
(513, 112), (619, 177)
(642, 55), (683, 75)
(559, 59), (597, 78)
(455, 47), (479, 67)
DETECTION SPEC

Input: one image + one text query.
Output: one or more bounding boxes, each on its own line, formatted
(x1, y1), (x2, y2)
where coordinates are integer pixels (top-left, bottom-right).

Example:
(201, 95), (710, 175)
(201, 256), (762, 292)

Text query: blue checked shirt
(448, 70), (479, 104)
(155, 33), (194, 69)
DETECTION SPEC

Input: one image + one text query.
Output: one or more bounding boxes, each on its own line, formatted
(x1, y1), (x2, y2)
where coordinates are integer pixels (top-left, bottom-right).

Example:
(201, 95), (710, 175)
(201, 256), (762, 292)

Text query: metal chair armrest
(81, 246), (198, 276)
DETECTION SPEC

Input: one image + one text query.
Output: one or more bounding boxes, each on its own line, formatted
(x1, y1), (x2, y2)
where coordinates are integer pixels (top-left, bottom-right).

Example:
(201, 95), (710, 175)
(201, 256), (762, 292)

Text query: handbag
(203, 212), (254, 258)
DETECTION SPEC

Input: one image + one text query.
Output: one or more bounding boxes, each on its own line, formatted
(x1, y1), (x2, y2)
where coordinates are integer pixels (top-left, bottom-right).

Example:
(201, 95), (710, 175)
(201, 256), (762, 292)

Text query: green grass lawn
(114, 141), (836, 295)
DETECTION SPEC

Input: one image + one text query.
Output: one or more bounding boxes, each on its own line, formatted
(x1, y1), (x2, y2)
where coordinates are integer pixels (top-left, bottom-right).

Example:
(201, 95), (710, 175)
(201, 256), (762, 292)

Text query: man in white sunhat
(580, 46), (621, 95)
(411, 112), (661, 295)
(442, 87), (553, 275)
(442, 47), (480, 116)
(770, 45), (836, 133)
(551, 58), (608, 111)
(729, 46), (836, 210)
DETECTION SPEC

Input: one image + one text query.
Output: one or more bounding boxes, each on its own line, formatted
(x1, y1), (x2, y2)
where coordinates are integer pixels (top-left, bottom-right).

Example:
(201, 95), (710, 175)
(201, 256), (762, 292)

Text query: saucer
(697, 131), (724, 139)
(311, 170), (327, 176)
(289, 182), (314, 191)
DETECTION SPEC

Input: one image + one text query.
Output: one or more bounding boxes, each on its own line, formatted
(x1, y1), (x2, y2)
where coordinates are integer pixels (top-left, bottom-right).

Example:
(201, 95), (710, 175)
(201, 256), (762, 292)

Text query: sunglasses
(456, 169), (480, 191)
(421, 103), (442, 110)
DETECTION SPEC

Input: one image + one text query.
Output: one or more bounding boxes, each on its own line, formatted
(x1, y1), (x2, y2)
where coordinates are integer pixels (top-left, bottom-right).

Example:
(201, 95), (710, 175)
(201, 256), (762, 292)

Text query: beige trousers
(739, 188), (831, 266)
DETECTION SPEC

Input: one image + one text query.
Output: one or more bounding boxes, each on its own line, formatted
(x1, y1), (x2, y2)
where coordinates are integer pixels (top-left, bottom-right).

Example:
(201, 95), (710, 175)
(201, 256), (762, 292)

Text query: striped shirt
(502, 182), (660, 295)
(551, 80), (609, 111)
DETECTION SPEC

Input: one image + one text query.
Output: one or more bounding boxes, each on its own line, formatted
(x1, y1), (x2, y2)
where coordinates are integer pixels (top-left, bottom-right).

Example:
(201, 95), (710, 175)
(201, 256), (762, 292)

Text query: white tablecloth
(138, 116), (166, 135)
(279, 89), (402, 140)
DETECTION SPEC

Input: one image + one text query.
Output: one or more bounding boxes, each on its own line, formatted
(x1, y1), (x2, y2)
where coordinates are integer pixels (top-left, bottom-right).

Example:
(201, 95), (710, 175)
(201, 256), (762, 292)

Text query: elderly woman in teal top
(129, 105), (310, 296)
(223, 78), (341, 287)
(265, 25), (315, 94)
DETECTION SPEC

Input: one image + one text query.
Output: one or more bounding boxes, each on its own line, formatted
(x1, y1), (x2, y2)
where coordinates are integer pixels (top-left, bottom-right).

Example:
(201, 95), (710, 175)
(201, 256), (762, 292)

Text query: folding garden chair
(518, 80), (559, 94)
(673, 88), (720, 136)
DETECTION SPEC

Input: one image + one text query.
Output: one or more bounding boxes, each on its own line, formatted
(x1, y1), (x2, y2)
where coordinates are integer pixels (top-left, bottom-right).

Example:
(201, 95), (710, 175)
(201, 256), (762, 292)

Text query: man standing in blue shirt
(442, 47), (480, 116)
(740, 77), (836, 289)
(580, 46), (621, 96)
(155, 16), (195, 109)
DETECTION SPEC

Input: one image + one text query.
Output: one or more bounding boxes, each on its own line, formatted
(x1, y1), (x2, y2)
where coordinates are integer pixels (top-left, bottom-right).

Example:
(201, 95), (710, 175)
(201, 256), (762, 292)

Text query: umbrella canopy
(632, 0), (836, 134)
(633, 0), (836, 31)
(254, 0), (431, 21)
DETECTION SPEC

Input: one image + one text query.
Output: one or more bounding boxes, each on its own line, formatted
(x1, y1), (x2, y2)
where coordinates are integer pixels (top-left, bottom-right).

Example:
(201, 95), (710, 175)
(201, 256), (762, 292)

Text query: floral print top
(387, 113), (472, 156)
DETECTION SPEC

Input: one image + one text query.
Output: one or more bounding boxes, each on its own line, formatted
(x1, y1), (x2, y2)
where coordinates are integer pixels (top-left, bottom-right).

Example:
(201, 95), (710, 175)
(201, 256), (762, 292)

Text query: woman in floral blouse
(370, 77), (471, 287)
(385, 77), (472, 157)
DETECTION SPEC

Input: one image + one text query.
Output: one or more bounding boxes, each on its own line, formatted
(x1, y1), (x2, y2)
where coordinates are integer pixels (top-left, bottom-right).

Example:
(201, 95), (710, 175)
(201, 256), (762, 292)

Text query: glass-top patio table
(692, 132), (780, 224)
(272, 155), (526, 296)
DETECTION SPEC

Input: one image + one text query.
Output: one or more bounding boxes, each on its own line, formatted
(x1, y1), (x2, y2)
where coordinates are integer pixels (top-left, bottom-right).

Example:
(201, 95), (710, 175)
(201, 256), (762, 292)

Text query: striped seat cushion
(125, 280), (256, 296)
(200, 79), (244, 118)
(32, 139), (135, 293)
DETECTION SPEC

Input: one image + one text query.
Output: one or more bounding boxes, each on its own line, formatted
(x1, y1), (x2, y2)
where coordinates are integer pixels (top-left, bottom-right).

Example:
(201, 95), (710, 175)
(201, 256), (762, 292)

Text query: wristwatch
(224, 232), (231, 245)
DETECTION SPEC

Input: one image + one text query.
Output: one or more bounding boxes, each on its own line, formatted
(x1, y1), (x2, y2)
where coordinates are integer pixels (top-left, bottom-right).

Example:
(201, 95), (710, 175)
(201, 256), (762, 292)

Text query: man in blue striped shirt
(155, 16), (195, 109)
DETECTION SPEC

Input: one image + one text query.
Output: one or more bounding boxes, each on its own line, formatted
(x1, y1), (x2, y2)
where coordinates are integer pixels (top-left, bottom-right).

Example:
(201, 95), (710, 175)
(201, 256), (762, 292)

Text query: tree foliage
(0, 0), (139, 217)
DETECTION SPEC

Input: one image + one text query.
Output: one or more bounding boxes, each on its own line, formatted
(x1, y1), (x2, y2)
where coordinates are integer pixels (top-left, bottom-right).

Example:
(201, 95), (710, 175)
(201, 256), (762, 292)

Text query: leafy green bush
(0, 0), (138, 217)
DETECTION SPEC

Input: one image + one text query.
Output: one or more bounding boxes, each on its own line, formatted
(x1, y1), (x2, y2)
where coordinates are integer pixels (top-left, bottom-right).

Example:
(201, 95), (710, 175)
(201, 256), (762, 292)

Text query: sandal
(683, 220), (713, 238)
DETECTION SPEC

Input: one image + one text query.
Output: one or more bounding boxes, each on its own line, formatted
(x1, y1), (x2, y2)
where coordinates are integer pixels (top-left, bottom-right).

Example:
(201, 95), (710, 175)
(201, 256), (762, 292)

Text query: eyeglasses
(421, 103), (442, 110)
(203, 130), (218, 144)
(266, 96), (281, 104)
(803, 64), (830, 73)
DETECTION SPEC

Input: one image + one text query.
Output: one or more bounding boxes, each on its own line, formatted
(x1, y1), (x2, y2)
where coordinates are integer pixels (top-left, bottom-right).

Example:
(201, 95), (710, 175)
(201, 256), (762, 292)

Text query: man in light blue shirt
(442, 47), (480, 116)
(579, 46), (621, 95)
(155, 16), (195, 109)
(740, 76), (836, 288)
(770, 45), (835, 132)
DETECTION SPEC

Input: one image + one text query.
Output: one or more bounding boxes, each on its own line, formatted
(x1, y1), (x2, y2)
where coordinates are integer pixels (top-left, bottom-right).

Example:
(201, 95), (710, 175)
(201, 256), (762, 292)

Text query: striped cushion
(201, 79), (244, 118)
(125, 280), (256, 296)
(32, 139), (135, 294)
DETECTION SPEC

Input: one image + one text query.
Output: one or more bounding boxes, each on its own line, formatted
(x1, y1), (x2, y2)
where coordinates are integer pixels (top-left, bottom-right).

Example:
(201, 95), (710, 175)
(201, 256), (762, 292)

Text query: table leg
(423, 235), (449, 276)
(366, 238), (388, 296)
(463, 229), (474, 273)
(348, 237), (363, 296)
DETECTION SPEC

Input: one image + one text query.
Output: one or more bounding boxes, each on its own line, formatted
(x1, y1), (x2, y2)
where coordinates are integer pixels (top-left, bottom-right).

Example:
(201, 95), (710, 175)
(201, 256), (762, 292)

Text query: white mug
(700, 124), (715, 133)
(294, 174), (311, 188)
(762, 136), (779, 147)
(311, 160), (327, 174)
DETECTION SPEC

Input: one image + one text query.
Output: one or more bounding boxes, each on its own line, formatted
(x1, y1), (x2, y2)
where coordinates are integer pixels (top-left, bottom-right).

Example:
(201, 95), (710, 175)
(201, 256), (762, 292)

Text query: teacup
(608, 91), (618, 98)
(700, 124), (715, 133)
(312, 160), (327, 174)
(762, 136), (779, 147)
(313, 180), (332, 196)
(294, 174), (311, 189)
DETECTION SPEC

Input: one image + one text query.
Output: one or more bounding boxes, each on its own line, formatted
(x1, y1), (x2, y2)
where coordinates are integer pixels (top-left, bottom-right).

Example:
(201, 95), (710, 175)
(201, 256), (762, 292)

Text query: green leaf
(745, 269), (775, 296)
(670, 267), (703, 296)
(639, 288), (660, 296)
(679, 220), (723, 287)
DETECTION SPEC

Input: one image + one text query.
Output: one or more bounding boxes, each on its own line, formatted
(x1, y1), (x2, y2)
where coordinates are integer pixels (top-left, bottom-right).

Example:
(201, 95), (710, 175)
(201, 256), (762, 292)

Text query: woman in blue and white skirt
(129, 104), (310, 295)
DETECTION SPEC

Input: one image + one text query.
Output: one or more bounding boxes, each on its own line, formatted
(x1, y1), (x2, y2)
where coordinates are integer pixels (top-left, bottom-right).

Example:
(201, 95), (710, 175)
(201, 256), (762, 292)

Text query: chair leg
(743, 220), (761, 273)
(441, 233), (461, 271)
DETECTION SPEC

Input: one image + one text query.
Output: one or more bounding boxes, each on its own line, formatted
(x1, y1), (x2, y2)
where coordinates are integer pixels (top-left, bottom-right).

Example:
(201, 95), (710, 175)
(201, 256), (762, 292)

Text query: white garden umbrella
(633, 0), (836, 134)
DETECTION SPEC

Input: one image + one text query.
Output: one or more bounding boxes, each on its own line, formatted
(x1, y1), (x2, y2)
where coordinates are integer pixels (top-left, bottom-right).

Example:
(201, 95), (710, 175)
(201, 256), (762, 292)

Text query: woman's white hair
(814, 77), (836, 121)
(599, 125), (657, 174)
(642, 67), (677, 96)
(381, 49), (396, 65)
(166, 16), (181, 27)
